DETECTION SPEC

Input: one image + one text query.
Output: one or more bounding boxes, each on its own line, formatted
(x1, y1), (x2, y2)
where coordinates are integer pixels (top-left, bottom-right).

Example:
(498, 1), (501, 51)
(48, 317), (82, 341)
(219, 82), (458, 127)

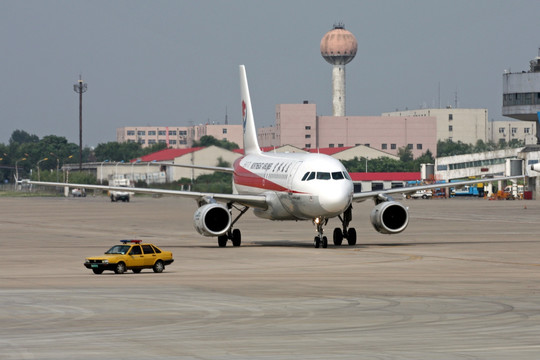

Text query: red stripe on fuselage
(233, 157), (289, 193)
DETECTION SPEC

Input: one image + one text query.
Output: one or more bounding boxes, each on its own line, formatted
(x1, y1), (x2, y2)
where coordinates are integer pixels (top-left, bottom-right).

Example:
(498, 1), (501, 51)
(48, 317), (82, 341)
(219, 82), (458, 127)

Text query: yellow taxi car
(84, 240), (174, 274)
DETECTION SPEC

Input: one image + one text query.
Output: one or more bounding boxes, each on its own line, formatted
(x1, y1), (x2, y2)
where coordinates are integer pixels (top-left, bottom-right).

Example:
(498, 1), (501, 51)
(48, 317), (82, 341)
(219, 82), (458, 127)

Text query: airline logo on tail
(242, 100), (247, 133)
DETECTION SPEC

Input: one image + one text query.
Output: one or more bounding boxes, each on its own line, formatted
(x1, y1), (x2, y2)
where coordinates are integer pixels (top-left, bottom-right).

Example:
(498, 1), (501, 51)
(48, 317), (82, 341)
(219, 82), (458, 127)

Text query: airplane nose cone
(319, 182), (352, 215)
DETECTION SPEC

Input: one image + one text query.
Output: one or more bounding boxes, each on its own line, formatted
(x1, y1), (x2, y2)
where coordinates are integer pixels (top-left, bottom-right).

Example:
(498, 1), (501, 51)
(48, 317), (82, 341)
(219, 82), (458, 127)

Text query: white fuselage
(233, 152), (353, 220)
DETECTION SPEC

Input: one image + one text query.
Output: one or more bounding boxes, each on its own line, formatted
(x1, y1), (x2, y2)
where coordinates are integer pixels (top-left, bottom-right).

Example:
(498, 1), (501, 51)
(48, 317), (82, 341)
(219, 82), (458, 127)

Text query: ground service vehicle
(84, 240), (174, 274)
(108, 179), (132, 202)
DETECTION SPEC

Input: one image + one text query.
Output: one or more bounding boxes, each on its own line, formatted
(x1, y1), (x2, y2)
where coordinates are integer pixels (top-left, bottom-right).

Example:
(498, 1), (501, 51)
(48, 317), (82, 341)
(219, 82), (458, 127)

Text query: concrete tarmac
(1, 195), (540, 359)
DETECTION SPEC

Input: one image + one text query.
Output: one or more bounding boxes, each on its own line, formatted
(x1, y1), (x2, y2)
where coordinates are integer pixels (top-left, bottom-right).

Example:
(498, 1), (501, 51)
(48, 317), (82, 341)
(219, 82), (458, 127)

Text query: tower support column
(332, 65), (346, 116)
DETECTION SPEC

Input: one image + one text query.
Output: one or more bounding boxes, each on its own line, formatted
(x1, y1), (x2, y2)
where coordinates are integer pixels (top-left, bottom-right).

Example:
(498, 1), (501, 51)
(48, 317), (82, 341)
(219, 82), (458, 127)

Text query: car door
(127, 245), (145, 268)
(141, 244), (156, 266)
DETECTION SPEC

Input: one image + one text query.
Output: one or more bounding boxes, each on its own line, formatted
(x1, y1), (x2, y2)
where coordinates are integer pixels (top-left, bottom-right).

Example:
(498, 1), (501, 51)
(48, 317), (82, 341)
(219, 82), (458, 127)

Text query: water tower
(320, 23), (357, 116)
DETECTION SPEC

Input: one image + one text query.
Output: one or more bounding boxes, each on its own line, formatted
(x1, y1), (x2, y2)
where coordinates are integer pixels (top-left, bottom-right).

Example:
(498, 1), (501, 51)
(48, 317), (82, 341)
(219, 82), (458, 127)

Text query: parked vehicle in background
(410, 190), (432, 199)
(108, 178), (133, 202)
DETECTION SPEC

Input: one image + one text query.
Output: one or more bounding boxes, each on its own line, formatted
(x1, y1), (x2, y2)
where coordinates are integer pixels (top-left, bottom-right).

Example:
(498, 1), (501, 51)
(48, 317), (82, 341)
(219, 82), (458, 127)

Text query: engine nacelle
(193, 203), (231, 237)
(370, 201), (409, 234)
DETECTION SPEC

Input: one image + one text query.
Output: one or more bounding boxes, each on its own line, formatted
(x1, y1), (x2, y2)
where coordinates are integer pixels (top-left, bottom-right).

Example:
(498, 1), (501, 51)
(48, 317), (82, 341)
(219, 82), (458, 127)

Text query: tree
(9, 130), (39, 145)
(192, 135), (239, 150)
(397, 146), (414, 163)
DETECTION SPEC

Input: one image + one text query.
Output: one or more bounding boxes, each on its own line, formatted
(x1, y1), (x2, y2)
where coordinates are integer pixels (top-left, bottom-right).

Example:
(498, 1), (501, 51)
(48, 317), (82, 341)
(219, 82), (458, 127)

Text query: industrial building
(116, 124), (243, 149)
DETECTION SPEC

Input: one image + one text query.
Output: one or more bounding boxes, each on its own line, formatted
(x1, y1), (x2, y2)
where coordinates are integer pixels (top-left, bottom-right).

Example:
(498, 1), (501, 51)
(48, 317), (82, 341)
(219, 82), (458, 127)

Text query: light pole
(146, 160), (157, 184)
(62, 155), (73, 182)
(115, 160), (124, 177)
(100, 160), (109, 184)
(49, 152), (59, 182)
(37, 158), (48, 181)
(15, 157), (27, 181)
(73, 75), (87, 171)
(131, 159), (141, 182)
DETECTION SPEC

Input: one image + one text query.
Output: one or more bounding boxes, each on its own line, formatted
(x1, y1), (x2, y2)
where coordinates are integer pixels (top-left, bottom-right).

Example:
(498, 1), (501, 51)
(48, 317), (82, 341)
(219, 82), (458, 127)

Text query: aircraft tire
(322, 236), (328, 248)
(333, 228), (343, 246)
(232, 229), (241, 247)
(218, 235), (228, 247)
(347, 228), (357, 246)
(314, 236), (321, 248)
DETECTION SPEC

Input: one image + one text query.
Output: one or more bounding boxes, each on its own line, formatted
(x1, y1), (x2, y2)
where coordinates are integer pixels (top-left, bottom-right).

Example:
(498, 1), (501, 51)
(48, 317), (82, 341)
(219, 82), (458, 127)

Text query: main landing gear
(313, 205), (357, 248)
(217, 204), (249, 248)
(334, 205), (357, 246)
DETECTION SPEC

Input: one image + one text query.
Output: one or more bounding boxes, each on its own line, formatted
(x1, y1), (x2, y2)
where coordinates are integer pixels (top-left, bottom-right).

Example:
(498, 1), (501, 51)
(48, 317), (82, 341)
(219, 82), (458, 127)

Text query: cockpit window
(306, 172), (316, 181)
(332, 171), (344, 180)
(301, 172), (310, 181)
(343, 171), (351, 180)
(316, 172), (331, 180)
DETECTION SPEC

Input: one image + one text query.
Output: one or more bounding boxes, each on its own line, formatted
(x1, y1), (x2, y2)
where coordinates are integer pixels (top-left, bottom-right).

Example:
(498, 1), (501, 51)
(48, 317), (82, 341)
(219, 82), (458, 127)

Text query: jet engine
(370, 201), (409, 234)
(193, 203), (231, 237)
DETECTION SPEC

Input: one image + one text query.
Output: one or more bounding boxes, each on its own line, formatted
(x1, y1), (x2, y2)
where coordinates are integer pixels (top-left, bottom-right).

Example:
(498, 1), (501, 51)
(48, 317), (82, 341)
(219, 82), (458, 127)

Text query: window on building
(169, 139), (177, 144)
(338, 144), (344, 147)
(138, 139), (145, 144)
(525, 128), (530, 134)
(372, 182), (384, 191)
(169, 130), (177, 136)
(391, 144), (396, 150)
(222, 128), (227, 134)
(158, 130), (166, 136)
(512, 127), (517, 134)
(382, 144), (387, 149)
(449, 125), (453, 132)
(305, 126), (311, 130)
(158, 139), (166, 143)
(137, 131), (145, 136)
(417, 144), (422, 150)
(407, 144), (413, 149)
(148, 131), (156, 136)
(329, 144), (334, 148)
(127, 139), (135, 143)
(127, 130), (135, 136)
(363, 144), (368, 147)
(305, 144), (311, 148)
(179, 130), (187, 136)
(179, 140), (187, 145)
(305, 134), (311, 138)
(449, 114), (453, 120)
(499, 127), (505, 134)
(148, 139), (156, 144)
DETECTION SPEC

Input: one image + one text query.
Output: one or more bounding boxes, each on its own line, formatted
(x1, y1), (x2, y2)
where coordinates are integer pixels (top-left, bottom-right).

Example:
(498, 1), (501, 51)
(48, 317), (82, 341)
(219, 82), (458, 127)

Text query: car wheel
(153, 260), (164, 273)
(114, 262), (126, 274)
(92, 269), (104, 274)
(132, 269), (142, 273)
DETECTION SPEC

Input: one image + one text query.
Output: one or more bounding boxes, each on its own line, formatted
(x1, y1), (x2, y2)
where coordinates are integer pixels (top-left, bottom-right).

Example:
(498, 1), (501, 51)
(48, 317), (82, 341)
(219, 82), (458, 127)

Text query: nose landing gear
(313, 217), (328, 248)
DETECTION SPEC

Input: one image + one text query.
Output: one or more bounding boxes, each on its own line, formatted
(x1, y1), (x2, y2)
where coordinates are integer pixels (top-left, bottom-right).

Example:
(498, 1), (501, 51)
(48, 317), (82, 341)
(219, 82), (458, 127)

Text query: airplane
(23, 65), (523, 248)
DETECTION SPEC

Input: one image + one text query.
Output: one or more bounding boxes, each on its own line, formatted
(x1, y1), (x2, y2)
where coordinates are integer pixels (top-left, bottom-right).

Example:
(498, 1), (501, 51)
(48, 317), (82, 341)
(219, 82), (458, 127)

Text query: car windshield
(105, 245), (130, 255)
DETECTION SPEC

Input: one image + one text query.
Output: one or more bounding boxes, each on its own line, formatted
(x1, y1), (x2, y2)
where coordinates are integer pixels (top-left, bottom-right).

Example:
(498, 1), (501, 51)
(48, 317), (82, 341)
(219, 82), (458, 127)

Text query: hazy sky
(1, 0), (540, 147)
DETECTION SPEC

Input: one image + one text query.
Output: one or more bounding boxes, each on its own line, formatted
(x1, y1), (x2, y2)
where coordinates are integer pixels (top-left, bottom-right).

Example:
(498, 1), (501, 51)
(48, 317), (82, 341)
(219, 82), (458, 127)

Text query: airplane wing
(352, 175), (525, 201)
(24, 180), (268, 209)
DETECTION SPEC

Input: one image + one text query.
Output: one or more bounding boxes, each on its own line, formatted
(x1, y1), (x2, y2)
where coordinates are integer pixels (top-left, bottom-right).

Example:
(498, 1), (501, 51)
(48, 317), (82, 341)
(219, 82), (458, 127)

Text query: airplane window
(332, 171), (344, 180)
(307, 172), (316, 181)
(316, 172), (331, 180)
(301, 172), (310, 181)
(343, 172), (351, 180)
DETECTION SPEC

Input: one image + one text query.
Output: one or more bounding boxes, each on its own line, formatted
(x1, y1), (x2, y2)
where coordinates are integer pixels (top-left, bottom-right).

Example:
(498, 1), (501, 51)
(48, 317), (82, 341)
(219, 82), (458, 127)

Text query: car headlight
(103, 260), (109, 264)
(84, 259), (90, 264)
